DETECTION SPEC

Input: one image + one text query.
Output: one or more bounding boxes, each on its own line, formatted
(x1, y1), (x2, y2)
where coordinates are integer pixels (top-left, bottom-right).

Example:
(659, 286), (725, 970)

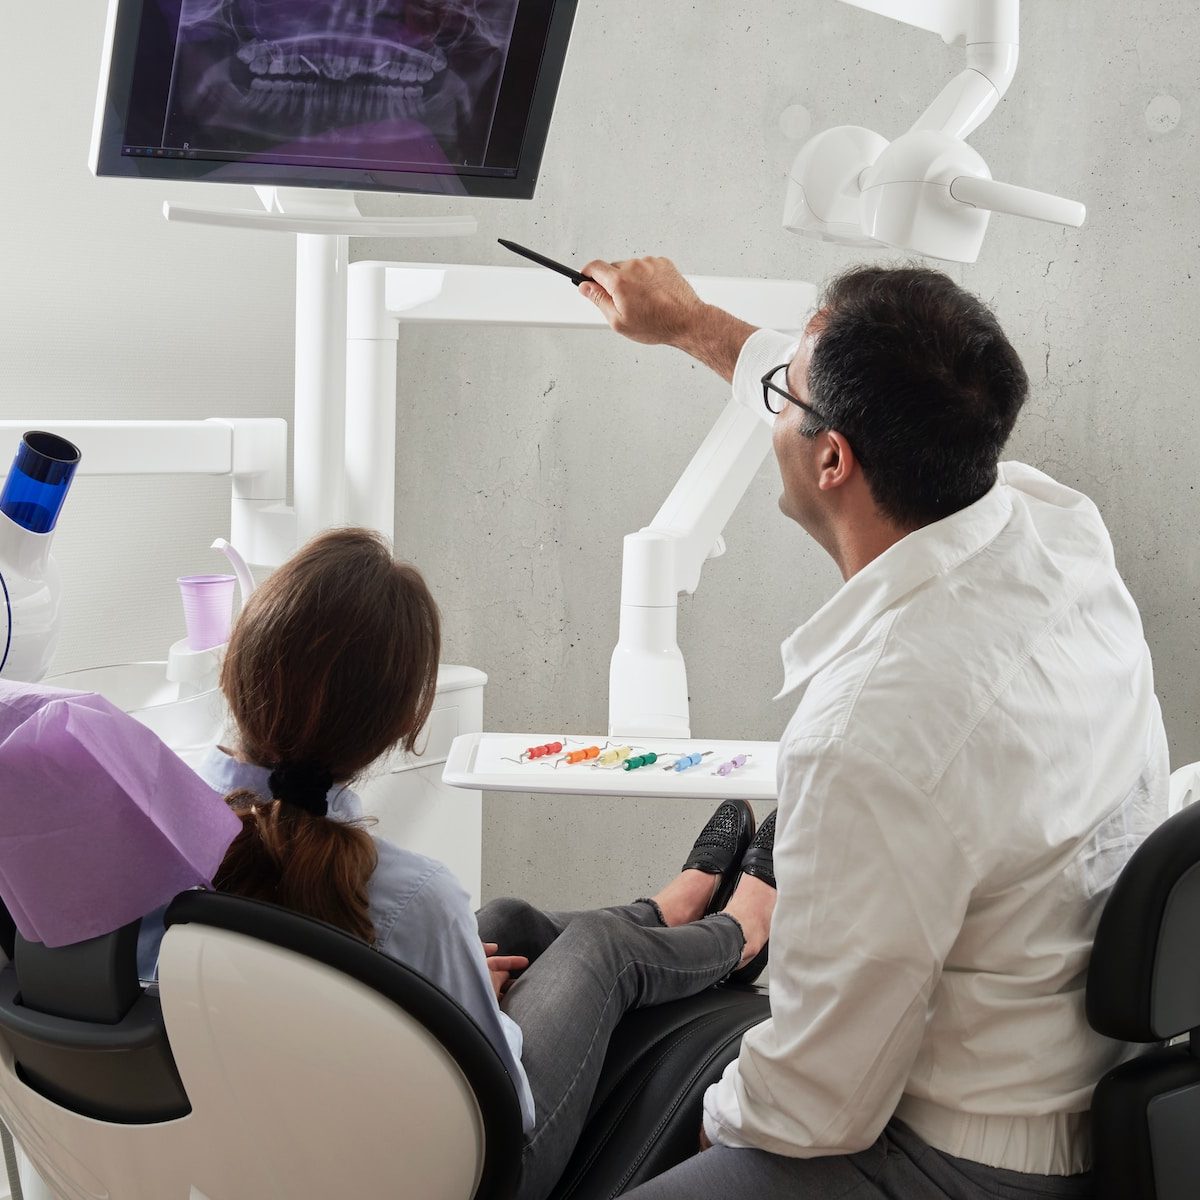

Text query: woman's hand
(482, 941), (530, 1002)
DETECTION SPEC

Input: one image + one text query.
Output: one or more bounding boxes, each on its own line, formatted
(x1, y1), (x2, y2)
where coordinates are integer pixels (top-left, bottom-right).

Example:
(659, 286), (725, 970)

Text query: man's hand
(482, 941), (530, 1002)
(579, 257), (707, 347)
(579, 256), (757, 384)
(698, 1124), (712, 1152)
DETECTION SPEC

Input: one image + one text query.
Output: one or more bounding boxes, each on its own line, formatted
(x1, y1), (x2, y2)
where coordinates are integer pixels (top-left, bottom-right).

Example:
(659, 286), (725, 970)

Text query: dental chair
(0, 889), (524, 1198)
(0, 889), (768, 1199)
(1086, 782), (1200, 1200)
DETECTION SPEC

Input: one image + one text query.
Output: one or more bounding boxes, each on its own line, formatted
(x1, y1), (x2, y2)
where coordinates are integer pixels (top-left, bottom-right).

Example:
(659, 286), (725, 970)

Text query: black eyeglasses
(761, 361), (830, 424)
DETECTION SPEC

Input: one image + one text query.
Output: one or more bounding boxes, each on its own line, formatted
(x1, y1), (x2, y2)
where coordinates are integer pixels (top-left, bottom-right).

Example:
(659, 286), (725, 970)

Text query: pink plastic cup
(177, 574), (237, 651)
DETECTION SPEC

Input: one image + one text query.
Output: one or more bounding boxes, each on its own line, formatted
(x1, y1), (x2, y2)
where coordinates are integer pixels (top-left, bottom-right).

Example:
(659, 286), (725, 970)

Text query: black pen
(498, 238), (595, 287)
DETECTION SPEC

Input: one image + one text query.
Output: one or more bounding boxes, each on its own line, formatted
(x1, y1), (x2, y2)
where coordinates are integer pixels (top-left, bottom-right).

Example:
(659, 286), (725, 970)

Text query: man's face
(771, 326), (826, 537)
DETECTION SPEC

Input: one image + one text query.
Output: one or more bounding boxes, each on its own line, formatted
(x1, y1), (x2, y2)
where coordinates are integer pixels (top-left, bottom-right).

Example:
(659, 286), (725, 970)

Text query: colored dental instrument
(524, 741), (564, 760)
(597, 746), (634, 766)
(714, 754), (751, 777)
(666, 751), (712, 772)
(623, 753), (659, 771)
(565, 746), (601, 764)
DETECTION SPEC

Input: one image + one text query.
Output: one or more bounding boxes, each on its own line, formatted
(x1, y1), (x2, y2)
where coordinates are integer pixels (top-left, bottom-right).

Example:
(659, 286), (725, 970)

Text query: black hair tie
(268, 762), (334, 817)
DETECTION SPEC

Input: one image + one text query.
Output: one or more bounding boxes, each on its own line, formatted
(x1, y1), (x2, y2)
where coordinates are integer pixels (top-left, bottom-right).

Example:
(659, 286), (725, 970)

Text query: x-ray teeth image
(163, 0), (520, 165)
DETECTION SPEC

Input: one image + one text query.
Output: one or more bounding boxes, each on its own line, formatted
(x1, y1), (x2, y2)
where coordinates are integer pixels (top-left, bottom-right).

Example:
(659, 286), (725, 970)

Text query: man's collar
(776, 480), (1014, 699)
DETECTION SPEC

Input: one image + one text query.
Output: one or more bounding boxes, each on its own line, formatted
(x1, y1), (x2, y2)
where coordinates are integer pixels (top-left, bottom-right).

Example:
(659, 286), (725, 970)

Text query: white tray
(443, 733), (778, 801)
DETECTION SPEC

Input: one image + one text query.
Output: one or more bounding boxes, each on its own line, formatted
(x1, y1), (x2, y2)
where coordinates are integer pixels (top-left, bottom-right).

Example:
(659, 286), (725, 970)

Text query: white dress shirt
(702, 328), (1169, 1175)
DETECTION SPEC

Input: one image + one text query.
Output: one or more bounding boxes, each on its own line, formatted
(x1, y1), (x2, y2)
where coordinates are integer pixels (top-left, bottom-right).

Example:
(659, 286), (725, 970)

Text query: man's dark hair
(804, 265), (1029, 528)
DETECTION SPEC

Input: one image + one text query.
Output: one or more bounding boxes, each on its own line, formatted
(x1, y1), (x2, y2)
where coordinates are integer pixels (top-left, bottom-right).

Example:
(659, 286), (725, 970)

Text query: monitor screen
(91, 0), (579, 199)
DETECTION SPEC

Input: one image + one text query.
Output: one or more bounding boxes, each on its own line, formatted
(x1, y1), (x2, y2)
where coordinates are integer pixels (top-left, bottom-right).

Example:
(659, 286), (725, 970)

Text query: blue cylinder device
(0, 431), (80, 534)
(0, 431), (81, 680)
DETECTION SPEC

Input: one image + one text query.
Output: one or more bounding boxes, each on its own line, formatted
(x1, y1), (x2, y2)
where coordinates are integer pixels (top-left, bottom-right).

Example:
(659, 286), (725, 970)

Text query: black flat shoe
(725, 809), (777, 987)
(739, 807), (776, 890)
(681, 799), (756, 917)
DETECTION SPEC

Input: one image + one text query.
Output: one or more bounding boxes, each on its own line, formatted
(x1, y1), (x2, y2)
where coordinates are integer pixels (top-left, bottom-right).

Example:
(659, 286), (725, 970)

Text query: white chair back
(0, 892), (522, 1200)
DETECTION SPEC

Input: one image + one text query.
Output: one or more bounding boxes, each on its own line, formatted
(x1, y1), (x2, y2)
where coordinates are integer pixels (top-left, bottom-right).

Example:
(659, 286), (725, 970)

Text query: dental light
(784, 0), (1085, 263)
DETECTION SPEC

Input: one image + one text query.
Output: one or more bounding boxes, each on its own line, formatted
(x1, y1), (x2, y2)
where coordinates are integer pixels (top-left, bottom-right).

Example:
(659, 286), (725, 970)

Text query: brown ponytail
(213, 528), (441, 942)
(214, 803), (380, 944)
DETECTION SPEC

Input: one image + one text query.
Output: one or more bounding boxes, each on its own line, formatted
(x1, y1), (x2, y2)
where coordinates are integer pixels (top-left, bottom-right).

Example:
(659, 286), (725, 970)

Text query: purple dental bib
(0, 681), (240, 948)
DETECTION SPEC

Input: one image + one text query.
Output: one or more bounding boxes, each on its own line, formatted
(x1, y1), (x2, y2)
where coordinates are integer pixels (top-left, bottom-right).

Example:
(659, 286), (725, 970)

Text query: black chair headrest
(0, 890), (141, 1023)
(15, 921), (141, 1024)
(1087, 800), (1200, 1042)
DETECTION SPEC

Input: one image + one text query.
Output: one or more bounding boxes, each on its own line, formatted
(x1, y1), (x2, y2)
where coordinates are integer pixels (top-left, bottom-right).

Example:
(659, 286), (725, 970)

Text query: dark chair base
(548, 984), (770, 1200)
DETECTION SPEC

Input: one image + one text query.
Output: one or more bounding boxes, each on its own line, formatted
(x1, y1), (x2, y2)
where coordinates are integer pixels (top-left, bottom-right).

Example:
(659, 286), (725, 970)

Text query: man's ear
(817, 430), (856, 492)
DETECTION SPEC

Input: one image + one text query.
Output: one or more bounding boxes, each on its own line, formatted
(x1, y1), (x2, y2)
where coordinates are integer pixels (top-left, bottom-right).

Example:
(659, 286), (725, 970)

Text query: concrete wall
(2, 1), (1197, 913)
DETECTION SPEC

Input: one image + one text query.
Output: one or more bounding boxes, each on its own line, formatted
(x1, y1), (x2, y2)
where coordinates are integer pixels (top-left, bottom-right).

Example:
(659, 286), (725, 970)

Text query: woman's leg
(476, 896), (664, 965)
(507, 908), (745, 1200)
(477, 799), (758, 966)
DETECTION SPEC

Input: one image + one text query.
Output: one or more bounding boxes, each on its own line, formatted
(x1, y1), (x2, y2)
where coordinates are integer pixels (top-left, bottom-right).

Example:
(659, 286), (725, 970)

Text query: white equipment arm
(344, 261), (813, 741)
(841, 0), (1022, 142)
(0, 418), (293, 567)
(609, 401), (773, 739)
(838, 0), (971, 41)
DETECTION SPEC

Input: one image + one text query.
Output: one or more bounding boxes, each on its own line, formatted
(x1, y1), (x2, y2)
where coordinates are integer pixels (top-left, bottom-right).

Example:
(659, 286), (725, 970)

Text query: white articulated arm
(791, 0), (1082, 260)
(646, 398), (774, 598)
(837, 0), (1015, 46)
(839, 0), (1020, 141)
(910, 39), (1018, 141)
(608, 401), (774, 740)
(837, 0), (966, 40)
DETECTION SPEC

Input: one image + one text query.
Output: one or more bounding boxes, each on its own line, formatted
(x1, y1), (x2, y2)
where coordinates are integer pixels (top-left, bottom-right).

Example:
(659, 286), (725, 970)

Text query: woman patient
(194, 527), (777, 1200)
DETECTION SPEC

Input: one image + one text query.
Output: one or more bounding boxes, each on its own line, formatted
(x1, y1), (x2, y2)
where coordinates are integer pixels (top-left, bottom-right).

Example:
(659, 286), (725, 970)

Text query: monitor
(90, 0), (579, 199)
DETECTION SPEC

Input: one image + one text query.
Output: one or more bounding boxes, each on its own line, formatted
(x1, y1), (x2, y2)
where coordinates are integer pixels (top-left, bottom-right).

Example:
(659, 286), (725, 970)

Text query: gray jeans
(476, 896), (745, 1200)
(622, 1118), (1095, 1199)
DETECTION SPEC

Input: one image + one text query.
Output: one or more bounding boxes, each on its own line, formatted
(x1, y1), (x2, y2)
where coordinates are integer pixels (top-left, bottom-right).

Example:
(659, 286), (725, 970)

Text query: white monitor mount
(784, 0), (1085, 262)
(607, 399), (782, 740)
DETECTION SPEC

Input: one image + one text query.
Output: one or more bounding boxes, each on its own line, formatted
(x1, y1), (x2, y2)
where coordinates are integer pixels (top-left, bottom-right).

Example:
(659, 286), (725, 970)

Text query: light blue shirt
(142, 747), (536, 1133)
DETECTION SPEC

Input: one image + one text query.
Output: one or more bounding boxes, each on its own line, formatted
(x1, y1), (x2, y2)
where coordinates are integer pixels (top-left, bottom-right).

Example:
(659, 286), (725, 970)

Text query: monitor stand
(163, 186), (477, 542)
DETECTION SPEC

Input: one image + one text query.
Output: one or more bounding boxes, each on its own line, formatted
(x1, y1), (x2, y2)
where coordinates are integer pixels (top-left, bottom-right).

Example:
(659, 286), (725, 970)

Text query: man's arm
(579, 257), (758, 384)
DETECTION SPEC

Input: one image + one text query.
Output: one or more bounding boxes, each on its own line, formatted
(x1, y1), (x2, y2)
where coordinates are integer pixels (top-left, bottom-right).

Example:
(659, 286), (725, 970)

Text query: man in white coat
(581, 258), (1167, 1199)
